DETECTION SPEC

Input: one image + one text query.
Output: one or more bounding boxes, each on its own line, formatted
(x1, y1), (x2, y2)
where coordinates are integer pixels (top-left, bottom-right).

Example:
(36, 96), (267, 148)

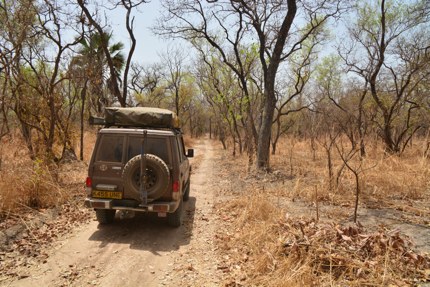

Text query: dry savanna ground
(212, 136), (430, 286)
(0, 132), (429, 286)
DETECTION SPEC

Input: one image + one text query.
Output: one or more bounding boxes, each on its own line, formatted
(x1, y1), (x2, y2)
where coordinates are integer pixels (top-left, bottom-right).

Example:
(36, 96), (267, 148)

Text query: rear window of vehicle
(128, 136), (169, 164)
(95, 135), (125, 162)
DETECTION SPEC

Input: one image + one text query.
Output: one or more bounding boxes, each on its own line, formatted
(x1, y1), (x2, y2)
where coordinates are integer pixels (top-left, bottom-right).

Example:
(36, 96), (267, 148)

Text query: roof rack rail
(99, 125), (182, 133)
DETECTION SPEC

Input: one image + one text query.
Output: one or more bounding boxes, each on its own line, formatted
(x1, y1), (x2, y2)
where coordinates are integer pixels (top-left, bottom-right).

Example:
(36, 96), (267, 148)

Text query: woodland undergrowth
(214, 136), (430, 286)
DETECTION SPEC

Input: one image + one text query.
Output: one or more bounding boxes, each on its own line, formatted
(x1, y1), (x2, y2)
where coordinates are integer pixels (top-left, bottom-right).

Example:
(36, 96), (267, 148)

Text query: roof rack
(89, 116), (106, 126)
(89, 107), (180, 129)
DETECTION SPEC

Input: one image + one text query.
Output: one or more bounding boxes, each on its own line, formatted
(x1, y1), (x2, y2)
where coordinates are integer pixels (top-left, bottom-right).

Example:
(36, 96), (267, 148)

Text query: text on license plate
(92, 190), (122, 199)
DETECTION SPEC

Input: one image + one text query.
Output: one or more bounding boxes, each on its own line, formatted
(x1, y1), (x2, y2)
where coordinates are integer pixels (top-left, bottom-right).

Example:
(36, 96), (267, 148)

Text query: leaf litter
(214, 194), (430, 286)
(0, 202), (92, 281)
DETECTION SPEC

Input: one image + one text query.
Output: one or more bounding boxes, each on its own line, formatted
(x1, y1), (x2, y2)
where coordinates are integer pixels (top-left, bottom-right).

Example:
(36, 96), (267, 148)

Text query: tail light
(86, 177), (92, 187)
(172, 181), (180, 192)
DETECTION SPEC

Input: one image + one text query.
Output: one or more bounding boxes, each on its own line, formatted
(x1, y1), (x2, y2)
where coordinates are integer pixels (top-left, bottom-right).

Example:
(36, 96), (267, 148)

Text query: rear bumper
(84, 198), (179, 213)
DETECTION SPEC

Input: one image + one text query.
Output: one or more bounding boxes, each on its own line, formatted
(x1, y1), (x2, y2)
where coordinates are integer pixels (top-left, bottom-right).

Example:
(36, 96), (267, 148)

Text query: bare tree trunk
(335, 143), (363, 223)
(80, 81), (88, 161)
(0, 73), (10, 139)
(357, 90), (367, 157)
(46, 95), (56, 160)
(335, 162), (346, 189)
(311, 137), (317, 161)
(272, 116), (282, 155)
(257, 90), (276, 169)
(326, 148), (334, 190)
(256, 0), (297, 170)
(235, 126), (242, 155)
(220, 134), (227, 150)
(19, 120), (35, 160)
(209, 117), (212, 139)
(289, 138), (296, 177)
(175, 89), (180, 117)
(352, 171), (360, 223)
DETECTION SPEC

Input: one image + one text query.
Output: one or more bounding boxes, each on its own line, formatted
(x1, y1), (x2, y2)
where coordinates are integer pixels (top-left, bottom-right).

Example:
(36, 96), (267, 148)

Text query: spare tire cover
(122, 154), (170, 200)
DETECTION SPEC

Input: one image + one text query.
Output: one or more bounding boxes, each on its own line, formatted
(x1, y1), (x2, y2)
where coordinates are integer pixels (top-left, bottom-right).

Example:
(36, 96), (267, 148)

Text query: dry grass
(268, 136), (430, 205)
(74, 129), (98, 163)
(0, 161), (63, 213)
(217, 193), (430, 286)
(0, 130), (97, 217)
(183, 135), (198, 148)
(213, 136), (430, 286)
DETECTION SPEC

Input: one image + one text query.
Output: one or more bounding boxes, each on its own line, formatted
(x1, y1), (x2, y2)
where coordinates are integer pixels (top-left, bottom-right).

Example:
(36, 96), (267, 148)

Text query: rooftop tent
(104, 107), (180, 128)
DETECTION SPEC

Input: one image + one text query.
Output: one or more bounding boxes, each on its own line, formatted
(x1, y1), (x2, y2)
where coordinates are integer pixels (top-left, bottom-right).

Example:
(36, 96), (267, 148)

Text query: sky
(102, 0), (348, 67)
(107, 1), (178, 65)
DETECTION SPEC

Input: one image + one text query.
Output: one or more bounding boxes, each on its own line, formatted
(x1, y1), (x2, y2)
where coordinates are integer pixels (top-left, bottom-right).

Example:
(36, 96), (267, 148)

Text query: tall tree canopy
(158, 0), (345, 169)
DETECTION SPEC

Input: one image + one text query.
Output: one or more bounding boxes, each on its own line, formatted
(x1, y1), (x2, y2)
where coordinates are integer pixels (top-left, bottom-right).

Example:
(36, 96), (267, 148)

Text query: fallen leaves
(0, 203), (92, 281)
(214, 192), (430, 286)
(277, 216), (430, 285)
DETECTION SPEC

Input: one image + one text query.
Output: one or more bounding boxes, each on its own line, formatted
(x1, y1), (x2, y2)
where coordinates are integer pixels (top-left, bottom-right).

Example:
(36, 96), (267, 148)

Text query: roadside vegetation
(212, 138), (430, 286)
(0, 131), (96, 215)
(0, 0), (429, 285)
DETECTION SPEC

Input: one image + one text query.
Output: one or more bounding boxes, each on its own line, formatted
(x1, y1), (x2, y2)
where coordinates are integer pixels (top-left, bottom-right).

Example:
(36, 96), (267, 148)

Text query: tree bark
(80, 80), (88, 161)
(256, 0), (297, 170)
(77, 0), (124, 106)
(257, 89), (277, 169)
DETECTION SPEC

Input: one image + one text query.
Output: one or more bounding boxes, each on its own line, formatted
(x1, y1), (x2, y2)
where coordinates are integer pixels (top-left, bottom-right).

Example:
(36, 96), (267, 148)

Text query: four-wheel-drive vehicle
(84, 107), (193, 227)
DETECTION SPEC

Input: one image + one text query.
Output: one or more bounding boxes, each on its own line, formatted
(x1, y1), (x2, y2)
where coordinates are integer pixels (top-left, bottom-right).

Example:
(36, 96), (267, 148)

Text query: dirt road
(6, 138), (222, 287)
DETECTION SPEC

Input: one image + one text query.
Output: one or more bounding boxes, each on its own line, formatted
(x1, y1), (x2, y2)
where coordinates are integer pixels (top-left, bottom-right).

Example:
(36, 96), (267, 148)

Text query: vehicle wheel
(183, 181), (190, 202)
(167, 199), (183, 228)
(96, 209), (116, 224)
(123, 154), (170, 201)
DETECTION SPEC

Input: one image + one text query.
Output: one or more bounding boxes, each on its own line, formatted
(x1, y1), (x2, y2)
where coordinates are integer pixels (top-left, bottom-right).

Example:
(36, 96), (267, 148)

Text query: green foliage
(315, 55), (343, 98)
(73, 31), (125, 114)
(343, 0), (430, 153)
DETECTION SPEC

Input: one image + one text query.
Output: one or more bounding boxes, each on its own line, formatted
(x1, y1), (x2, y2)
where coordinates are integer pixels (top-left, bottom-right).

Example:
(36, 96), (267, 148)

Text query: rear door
(127, 135), (171, 166)
(91, 134), (126, 195)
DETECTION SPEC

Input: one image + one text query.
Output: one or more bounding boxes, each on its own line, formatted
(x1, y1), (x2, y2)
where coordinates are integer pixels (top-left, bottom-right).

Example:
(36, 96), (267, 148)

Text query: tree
(73, 31), (125, 114)
(315, 55), (369, 157)
(1, 0), (83, 161)
(0, 0), (37, 152)
(70, 28), (125, 160)
(341, 0), (430, 153)
(271, 35), (320, 155)
(158, 0), (345, 170)
(77, 0), (147, 107)
(195, 49), (245, 155)
(129, 62), (166, 107)
(0, 48), (10, 139)
(161, 46), (187, 117)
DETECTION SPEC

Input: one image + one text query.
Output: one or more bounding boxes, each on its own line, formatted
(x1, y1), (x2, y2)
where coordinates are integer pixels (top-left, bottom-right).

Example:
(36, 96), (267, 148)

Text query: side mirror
(187, 149), (194, 158)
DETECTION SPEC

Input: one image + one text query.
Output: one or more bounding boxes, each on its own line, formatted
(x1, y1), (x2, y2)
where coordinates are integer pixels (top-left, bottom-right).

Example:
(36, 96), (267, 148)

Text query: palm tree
(70, 31), (124, 160)
(74, 31), (125, 114)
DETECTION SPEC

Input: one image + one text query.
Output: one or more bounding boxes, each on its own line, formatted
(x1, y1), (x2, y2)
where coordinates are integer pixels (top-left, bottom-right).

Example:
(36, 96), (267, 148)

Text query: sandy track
(6, 138), (220, 287)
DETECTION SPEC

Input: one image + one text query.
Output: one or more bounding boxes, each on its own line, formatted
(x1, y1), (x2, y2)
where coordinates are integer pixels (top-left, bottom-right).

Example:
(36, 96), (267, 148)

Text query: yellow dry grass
(214, 136), (430, 286)
(183, 135), (197, 148)
(269, 136), (430, 204)
(0, 130), (97, 217)
(219, 193), (429, 286)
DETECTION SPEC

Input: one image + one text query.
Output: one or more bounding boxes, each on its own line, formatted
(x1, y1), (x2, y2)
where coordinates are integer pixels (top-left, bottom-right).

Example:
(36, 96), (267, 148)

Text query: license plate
(92, 190), (122, 199)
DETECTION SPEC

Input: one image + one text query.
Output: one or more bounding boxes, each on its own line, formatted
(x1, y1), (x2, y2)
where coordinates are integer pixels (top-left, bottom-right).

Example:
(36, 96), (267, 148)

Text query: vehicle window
(96, 135), (125, 162)
(176, 137), (183, 162)
(128, 136), (169, 164)
(178, 136), (186, 161)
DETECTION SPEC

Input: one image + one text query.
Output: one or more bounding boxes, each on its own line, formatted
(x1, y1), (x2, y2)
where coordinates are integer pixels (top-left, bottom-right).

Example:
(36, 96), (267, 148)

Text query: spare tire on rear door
(122, 154), (170, 201)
